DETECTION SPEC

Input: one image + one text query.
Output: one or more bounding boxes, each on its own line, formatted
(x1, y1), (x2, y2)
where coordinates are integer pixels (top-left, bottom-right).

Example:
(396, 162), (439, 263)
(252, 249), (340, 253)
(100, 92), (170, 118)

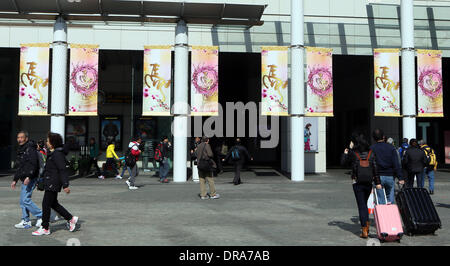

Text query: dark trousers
(103, 158), (118, 176)
(42, 190), (73, 230)
(88, 157), (101, 175)
(233, 162), (243, 184)
(352, 183), (372, 227)
(406, 171), (423, 188)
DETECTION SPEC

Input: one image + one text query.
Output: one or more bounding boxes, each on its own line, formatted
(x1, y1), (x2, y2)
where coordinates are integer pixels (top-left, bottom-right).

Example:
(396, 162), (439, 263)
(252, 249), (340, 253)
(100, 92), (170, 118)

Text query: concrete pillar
(401, 0), (416, 140)
(290, 0), (305, 182)
(173, 20), (189, 183)
(50, 16), (68, 140)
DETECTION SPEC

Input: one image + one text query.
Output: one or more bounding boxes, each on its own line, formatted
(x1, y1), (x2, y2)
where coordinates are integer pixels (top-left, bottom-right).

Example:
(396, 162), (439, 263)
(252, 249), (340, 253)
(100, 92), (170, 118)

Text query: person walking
(341, 134), (382, 239)
(88, 137), (101, 178)
(304, 123), (312, 151)
(190, 137), (201, 182)
(403, 138), (428, 188)
(32, 132), (79, 236)
(418, 140), (437, 194)
(99, 139), (121, 180)
(370, 129), (404, 204)
(10, 131), (43, 229)
(195, 137), (220, 200)
(158, 136), (172, 183)
(125, 137), (142, 190)
(223, 138), (253, 185)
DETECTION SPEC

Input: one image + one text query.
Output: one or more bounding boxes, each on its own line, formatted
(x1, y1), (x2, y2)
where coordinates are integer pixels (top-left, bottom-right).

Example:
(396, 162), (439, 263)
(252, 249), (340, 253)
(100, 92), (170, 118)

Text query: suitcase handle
(373, 187), (388, 205)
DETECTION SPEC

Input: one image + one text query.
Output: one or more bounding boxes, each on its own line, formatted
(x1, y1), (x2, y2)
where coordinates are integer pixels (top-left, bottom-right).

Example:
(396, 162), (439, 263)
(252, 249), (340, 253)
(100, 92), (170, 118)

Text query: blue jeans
(159, 158), (170, 181)
(121, 165), (132, 177)
(376, 176), (395, 204)
(20, 178), (42, 222)
(420, 168), (435, 192)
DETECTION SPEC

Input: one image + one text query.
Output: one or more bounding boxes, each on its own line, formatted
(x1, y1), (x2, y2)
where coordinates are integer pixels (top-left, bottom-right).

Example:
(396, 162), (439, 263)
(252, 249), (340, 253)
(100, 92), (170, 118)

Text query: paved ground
(0, 167), (449, 246)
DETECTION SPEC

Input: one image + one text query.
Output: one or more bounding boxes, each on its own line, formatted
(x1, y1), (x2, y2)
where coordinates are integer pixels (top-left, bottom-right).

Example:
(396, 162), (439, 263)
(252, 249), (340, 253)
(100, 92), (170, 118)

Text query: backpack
(422, 145), (437, 168)
(154, 143), (163, 162)
(231, 147), (240, 161)
(125, 143), (138, 167)
(354, 150), (373, 184)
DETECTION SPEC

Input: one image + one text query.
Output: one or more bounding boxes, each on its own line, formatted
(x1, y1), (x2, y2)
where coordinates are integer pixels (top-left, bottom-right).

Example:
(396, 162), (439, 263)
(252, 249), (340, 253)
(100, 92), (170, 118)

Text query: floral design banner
(374, 48), (400, 117)
(417, 49), (443, 117)
(18, 43), (50, 116)
(306, 47), (333, 117)
(68, 44), (99, 116)
(191, 46), (219, 116)
(261, 46), (289, 116)
(143, 46), (172, 116)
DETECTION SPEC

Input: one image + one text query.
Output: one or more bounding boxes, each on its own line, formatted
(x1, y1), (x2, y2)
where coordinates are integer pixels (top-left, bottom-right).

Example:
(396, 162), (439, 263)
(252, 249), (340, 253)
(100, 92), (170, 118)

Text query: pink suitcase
(373, 188), (404, 242)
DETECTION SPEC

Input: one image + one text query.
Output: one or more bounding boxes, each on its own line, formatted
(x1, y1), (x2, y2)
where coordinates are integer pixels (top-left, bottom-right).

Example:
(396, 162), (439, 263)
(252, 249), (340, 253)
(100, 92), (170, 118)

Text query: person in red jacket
(125, 137), (142, 190)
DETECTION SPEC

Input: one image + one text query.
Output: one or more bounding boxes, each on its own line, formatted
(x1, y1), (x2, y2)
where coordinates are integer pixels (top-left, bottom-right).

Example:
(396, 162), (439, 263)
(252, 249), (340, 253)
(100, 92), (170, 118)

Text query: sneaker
(129, 186), (138, 190)
(32, 227), (50, 236)
(163, 179), (169, 183)
(51, 215), (60, 223)
(68, 216), (79, 232)
(200, 195), (210, 200)
(35, 218), (42, 227)
(125, 180), (131, 187)
(15, 220), (32, 229)
(210, 193), (221, 199)
(98, 175), (105, 179)
(115, 175), (123, 179)
(430, 190), (434, 195)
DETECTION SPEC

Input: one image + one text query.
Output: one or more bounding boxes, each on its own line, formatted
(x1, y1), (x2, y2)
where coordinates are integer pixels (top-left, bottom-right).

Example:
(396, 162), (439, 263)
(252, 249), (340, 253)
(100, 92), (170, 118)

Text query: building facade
(0, 0), (449, 174)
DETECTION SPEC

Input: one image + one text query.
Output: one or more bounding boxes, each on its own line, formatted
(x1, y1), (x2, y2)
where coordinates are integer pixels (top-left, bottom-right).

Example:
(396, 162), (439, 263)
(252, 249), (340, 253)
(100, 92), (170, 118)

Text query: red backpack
(154, 143), (163, 162)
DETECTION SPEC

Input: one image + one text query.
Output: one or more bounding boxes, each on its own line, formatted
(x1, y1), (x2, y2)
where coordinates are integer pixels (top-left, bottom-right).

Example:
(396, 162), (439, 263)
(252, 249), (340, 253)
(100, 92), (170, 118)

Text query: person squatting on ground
(157, 136), (172, 183)
(341, 134), (381, 239)
(402, 138), (428, 188)
(223, 138), (253, 185)
(125, 137), (142, 190)
(370, 129), (405, 204)
(11, 131), (43, 229)
(418, 139), (437, 195)
(88, 137), (101, 177)
(99, 139), (121, 180)
(32, 132), (79, 236)
(195, 137), (220, 200)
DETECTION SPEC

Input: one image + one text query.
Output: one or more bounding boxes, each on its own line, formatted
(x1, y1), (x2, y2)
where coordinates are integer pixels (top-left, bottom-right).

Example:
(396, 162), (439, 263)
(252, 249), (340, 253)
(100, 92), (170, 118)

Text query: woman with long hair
(32, 132), (79, 236)
(341, 134), (381, 238)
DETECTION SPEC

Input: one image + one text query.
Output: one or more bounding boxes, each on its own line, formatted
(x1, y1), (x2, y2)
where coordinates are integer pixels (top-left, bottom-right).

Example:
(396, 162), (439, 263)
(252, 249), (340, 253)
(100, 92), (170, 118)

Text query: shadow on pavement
(328, 216), (362, 237)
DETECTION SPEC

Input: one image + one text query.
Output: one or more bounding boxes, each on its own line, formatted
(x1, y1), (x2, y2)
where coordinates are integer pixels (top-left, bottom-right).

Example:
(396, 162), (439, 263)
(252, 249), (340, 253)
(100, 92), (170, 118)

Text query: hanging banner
(261, 46), (289, 116)
(18, 43), (50, 116)
(373, 48), (400, 117)
(68, 44), (99, 116)
(305, 47), (334, 117)
(190, 46), (219, 116)
(143, 46), (172, 116)
(417, 49), (443, 117)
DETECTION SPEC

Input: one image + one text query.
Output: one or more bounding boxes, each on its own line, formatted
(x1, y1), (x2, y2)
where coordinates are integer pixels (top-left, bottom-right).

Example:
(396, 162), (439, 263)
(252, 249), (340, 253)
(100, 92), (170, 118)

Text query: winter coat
(13, 140), (39, 182)
(341, 150), (381, 185)
(42, 147), (69, 192)
(402, 146), (428, 174)
(224, 144), (251, 164)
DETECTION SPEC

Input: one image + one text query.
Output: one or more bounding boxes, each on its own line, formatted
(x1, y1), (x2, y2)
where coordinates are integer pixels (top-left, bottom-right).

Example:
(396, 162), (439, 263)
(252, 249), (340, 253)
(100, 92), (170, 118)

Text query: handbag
(36, 177), (45, 191)
(197, 144), (214, 172)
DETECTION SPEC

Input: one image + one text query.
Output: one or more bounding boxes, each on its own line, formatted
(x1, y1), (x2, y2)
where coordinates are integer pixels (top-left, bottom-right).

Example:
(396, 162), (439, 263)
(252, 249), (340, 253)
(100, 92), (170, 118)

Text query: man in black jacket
(223, 138), (253, 185)
(10, 131), (43, 229)
(403, 138), (428, 188)
(158, 136), (172, 183)
(370, 129), (405, 204)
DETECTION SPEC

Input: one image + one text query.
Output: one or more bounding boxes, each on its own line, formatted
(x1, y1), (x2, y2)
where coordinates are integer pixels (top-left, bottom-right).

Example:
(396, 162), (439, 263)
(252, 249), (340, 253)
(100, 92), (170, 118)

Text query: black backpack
(125, 144), (138, 167)
(354, 150), (374, 184)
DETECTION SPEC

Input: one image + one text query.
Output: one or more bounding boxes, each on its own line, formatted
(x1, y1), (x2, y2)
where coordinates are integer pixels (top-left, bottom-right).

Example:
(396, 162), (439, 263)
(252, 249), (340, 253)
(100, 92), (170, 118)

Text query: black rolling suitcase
(396, 187), (441, 235)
